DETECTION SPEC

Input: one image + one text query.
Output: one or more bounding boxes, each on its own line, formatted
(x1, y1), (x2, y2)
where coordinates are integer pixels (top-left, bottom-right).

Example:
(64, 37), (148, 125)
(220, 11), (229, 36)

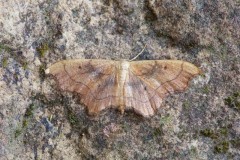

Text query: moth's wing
(46, 59), (119, 115)
(123, 69), (162, 117)
(126, 60), (201, 117)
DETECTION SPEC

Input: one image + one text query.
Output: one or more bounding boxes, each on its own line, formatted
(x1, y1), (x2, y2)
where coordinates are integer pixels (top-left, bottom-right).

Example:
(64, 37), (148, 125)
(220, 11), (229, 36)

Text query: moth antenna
(129, 45), (147, 62)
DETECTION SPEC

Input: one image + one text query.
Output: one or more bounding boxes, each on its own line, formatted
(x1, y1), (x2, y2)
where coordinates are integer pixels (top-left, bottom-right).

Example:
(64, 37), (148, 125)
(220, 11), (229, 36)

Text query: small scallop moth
(45, 59), (201, 117)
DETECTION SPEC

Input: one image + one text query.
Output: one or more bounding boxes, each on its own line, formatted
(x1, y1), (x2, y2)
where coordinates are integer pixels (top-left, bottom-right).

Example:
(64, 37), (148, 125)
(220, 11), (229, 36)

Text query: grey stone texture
(0, 0), (239, 159)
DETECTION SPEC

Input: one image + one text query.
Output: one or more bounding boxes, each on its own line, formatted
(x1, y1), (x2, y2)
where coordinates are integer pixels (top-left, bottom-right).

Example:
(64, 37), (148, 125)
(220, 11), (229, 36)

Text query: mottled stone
(0, 0), (240, 159)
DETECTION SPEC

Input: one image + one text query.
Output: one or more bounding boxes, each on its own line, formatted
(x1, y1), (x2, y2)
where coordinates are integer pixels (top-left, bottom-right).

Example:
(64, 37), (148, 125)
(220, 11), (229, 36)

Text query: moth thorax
(120, 60), (130, 70)
(119, 60), (130, 82)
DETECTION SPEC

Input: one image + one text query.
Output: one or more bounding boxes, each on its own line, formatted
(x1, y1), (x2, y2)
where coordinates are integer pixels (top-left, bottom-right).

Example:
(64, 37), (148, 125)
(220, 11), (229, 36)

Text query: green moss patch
(214, 141), (229, 154)
(1, 57), (8, 68)
(37, 43), (49, 58)
(24, 104), (35, 117)
(153, 127), (163, 137)
(22, 62), (28, 70)
(14, 129), (22, 138)
(36, 43), (49, 58)
(224, 92), (240, 111)
(182, 101), (191, 110)
(0, 44), (12, 52)
(200, 127), (233, 154)
(159, 114), (172, 125)
(14, 104), (37, 139)
(200, 129), (218, 139)
(67, 108), (79, 126)
(0, 44), (29, 70)
(202, 85), (210, 94)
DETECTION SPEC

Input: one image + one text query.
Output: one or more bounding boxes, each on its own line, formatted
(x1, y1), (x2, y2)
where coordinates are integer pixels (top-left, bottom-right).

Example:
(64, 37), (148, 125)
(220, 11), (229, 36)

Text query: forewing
(128, 60), (201, 116)
(46, 59), (119, 115)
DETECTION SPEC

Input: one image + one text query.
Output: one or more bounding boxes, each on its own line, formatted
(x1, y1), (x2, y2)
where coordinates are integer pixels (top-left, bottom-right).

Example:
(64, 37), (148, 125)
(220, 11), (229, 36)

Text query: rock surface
(0, 0), (239, 159)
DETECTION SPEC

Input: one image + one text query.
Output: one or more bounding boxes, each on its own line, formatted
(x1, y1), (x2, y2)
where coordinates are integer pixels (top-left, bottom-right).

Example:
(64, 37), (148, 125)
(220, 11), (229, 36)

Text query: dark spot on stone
(39, 64), (46, 81)
(94, 38), (99, 45)
(103, 0), (110, 6)
(17, 51), (23, 55)
(40, 117), (53, 132)
(144, 0), (158, 22)
(54, 24), (63, 39)
(59, 45), (66, 52)
(116, 26), (124, 34)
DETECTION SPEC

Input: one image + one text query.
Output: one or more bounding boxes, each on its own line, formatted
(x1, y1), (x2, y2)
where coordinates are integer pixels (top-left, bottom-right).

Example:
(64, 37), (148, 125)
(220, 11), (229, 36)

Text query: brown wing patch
(130, 60), (201, 95)
(123, 69), (163, 117)
(128, 60), (201, 117)
(46, 59), (119, 115)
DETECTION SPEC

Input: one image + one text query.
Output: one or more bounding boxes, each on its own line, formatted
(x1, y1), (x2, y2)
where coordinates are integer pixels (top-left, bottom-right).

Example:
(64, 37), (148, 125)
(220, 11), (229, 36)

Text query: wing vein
(127, 62), (186, 102)
(63, 64), (117, 100)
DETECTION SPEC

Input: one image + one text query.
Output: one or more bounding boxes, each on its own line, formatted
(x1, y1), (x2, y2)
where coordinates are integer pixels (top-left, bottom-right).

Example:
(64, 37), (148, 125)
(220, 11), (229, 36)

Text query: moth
(45, 59), (201, 117)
